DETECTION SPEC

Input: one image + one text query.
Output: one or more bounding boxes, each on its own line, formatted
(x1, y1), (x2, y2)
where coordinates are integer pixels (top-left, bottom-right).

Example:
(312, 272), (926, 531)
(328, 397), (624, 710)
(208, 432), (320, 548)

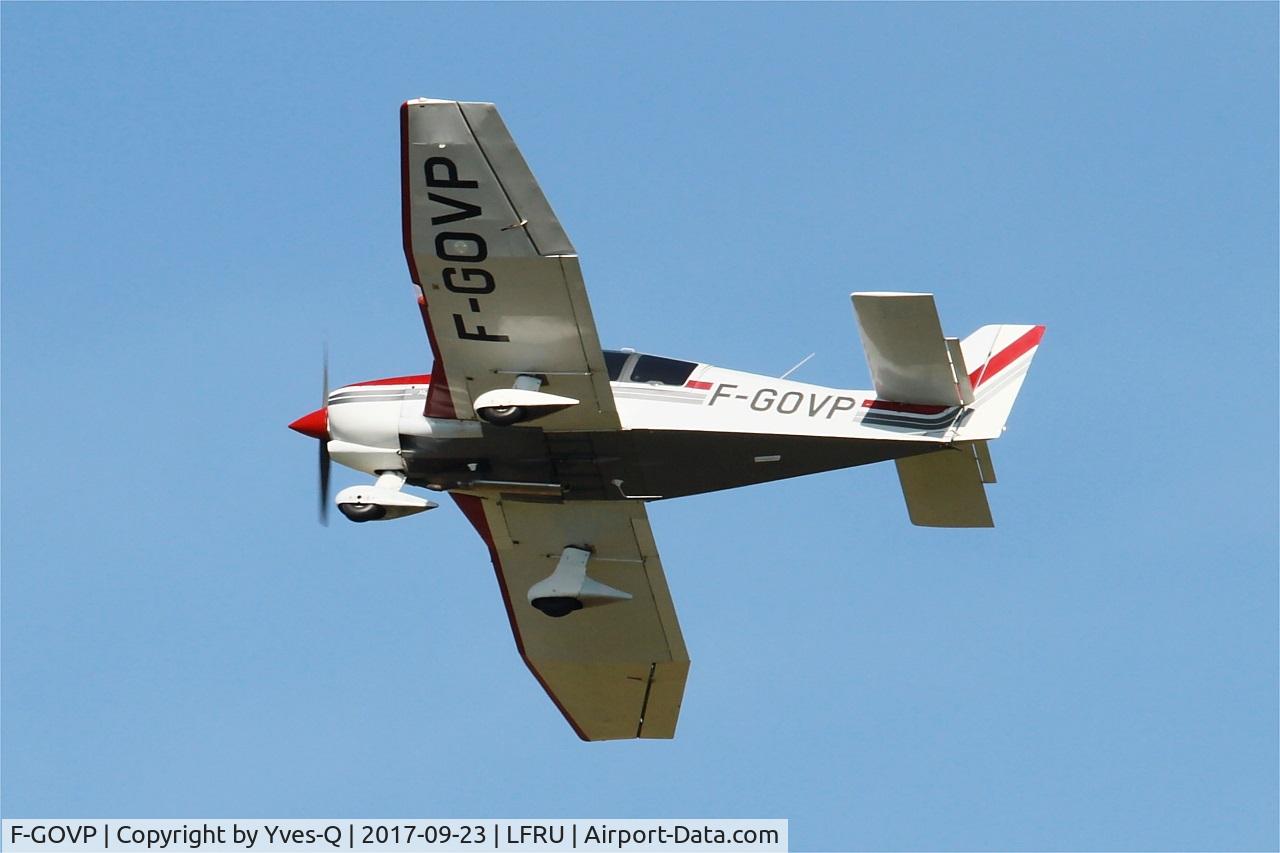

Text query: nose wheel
(334, 471), (437, 522)
(338, 502), (388, 523)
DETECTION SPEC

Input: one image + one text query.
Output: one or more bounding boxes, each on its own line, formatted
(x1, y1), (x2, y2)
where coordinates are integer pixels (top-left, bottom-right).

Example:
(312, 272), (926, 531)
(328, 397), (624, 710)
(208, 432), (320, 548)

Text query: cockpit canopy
(604, 350), (699, 386)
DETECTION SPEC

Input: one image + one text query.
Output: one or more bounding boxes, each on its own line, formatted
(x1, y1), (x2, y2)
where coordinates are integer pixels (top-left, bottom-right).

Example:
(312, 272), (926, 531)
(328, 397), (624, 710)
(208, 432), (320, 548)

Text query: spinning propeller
(318, 346), (330, 525)
(287, 344), (332, 525)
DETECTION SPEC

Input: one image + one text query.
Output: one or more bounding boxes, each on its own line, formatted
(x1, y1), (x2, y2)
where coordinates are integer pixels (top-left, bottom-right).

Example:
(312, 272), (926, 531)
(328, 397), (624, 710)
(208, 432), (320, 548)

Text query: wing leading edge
(453, 493), (690, 740)
(401, 99), (619, 431)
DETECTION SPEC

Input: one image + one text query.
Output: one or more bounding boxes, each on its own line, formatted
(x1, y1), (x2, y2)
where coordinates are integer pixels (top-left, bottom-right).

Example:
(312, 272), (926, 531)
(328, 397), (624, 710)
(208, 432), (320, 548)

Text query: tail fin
(893, 323), (1043, 528)
(954, 324), (1046, 441)
(848, 293), (1045, 527)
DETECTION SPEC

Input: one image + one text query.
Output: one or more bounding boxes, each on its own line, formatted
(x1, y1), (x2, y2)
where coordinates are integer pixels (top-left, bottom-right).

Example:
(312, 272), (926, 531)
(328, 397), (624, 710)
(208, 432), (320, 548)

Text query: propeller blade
(319, 440), (331, 526)
(319, 343), (331, 526)
(322, 342), (329, 408)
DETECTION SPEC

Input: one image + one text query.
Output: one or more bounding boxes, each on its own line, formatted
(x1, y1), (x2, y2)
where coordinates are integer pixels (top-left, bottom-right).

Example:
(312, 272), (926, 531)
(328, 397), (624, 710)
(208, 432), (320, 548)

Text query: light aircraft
(289, 99), (1046, 741)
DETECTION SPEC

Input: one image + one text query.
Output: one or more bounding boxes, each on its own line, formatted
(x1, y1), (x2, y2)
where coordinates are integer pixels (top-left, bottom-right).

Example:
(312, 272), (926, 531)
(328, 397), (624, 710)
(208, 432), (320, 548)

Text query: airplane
(289, 98), (1046, 741)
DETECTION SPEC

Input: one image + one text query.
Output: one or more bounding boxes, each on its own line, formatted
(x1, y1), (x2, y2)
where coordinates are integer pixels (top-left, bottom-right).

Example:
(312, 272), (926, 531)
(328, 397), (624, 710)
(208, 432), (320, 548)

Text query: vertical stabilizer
(850, 294), (1044, 526)
(955, 325), (1046, 441)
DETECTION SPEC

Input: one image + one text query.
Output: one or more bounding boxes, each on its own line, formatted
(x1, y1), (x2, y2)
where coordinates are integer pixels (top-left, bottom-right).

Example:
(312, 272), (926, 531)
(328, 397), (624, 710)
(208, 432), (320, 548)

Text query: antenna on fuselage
(779, 352), (816, 380)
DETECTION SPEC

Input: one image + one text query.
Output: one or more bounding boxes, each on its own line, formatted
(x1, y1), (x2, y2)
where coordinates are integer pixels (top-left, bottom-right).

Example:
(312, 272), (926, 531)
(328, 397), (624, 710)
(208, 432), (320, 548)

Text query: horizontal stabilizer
(852, 292), (968, 406)
(895, 444), (994, 528)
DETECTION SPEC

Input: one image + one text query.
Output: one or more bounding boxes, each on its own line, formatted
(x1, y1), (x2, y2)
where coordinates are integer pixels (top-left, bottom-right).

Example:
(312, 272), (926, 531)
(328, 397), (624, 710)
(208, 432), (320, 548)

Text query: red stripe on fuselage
(349, 374), (433, 387)
(685, 380), (713, 390)
(970, 325), (1046, 389)
(862, 399), (950, 415)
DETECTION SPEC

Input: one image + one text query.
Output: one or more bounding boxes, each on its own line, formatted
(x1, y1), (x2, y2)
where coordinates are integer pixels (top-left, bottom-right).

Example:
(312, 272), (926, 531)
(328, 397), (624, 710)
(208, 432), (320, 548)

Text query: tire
(477, 405), (527, 426)
(338, 502), (387, 523)
(530, 596), (584, 618)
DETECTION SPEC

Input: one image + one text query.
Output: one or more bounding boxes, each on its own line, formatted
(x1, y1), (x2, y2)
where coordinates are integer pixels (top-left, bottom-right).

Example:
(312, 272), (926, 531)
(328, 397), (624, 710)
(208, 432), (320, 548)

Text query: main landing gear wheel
(531, 596), (584, 618)
(477, 405), (527, 426)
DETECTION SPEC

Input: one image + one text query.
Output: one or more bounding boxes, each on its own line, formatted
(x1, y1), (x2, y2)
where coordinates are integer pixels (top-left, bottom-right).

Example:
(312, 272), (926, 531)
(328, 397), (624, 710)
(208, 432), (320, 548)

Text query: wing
(401, 99), (619, 431)
(453, 493), (690, 740)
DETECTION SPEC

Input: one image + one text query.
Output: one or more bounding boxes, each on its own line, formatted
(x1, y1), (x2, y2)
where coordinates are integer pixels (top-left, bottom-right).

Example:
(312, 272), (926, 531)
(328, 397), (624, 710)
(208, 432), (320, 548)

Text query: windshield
(604, 350), (631, 381)
(629, 355), (697, 386)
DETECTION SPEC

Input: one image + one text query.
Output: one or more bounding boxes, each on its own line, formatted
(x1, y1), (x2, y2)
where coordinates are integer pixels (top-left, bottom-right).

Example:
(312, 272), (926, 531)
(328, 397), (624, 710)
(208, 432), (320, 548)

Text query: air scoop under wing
(401, 99), (619, 431)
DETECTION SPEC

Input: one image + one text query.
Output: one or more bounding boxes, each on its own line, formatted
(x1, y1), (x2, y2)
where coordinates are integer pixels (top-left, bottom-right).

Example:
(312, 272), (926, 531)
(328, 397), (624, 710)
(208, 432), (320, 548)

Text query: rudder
(955, 324), (1046, 441)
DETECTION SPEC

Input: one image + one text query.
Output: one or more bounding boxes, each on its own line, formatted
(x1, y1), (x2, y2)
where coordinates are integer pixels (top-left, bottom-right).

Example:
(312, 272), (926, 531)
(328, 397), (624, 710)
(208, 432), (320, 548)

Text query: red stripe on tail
(970, 325), (1046, 389)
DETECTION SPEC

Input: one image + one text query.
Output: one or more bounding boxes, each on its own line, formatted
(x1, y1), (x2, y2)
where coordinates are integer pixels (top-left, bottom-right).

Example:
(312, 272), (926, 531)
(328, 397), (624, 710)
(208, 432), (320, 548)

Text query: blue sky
(3, 3), (1276, 850)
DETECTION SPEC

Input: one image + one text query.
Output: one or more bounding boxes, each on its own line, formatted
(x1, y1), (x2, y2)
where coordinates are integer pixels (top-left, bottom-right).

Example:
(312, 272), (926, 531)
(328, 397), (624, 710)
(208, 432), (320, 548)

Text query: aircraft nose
(288, 407), (329, 440)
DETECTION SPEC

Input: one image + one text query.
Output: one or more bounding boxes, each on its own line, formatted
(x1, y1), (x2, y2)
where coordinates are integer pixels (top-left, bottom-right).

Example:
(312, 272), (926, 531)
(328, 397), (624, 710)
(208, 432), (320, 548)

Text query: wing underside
(453, 493), (690, 740)
(403, 100), (688, 739)
(401, 99), (619, 431)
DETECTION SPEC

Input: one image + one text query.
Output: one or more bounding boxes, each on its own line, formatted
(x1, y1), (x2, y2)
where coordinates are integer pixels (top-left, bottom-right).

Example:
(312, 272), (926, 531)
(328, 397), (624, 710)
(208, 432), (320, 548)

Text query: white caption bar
(2, 820), (787, 853)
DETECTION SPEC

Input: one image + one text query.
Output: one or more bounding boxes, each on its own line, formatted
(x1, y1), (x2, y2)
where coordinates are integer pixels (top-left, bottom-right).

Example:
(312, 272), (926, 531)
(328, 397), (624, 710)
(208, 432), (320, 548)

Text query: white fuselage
(325, 358), (966, 499)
